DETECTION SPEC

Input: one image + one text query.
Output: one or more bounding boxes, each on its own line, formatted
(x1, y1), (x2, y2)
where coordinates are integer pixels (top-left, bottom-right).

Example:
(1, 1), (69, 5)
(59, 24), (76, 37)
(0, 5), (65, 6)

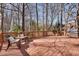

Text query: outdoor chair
(5, 35), (21, 51)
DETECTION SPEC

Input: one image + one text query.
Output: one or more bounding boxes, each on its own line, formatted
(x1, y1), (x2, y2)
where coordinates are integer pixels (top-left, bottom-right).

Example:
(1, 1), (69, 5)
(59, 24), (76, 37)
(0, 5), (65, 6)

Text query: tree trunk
(46, 3), (48, 36)
(77, 3), (79, 37)
(0, 3), (4, 51)
(18, 4), (20, 25)
(60, 4), (63, 32)
(42, 5), (45, 36)
(10, 8), (13, 31)
(22, 3), (25, 32)
(36, 3), (39, 36)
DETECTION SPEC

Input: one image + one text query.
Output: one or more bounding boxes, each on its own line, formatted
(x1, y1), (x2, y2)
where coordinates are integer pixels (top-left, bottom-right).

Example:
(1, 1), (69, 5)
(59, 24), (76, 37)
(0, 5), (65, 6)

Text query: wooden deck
(26, 36), (79, 56)
(1, 36), (79, 56)
(0, 42), (29, 56)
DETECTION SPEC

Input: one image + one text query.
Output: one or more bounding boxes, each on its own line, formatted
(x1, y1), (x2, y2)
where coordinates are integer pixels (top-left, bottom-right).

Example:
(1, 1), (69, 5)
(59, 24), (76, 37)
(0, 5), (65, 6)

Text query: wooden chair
(5, 35), (20, 51)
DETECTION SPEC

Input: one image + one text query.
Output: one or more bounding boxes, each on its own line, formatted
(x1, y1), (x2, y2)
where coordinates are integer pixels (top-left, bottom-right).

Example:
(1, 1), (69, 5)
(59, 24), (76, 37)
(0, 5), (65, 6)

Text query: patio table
(16, 36), (27, 39)
(16, 36), (28, 48)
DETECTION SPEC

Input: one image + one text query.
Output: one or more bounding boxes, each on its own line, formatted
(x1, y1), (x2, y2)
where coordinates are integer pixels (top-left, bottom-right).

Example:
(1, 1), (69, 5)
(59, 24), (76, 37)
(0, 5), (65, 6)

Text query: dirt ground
(1, 36), (79, 56)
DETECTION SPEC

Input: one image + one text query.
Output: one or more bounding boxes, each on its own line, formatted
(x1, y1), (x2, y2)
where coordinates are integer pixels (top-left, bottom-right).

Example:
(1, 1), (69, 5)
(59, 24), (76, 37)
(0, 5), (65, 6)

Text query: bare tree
(17, 4), (20, 25)
(60, 4), (63, 32)
(77, 3), (79, 37)
(0, 3), (4, 51)
(36, 3), (39, 35)
(22, 3), (25, 32)
(42, 4), (45, 36)
(45, 3), (48, 36)
(26, 4), (32, 32)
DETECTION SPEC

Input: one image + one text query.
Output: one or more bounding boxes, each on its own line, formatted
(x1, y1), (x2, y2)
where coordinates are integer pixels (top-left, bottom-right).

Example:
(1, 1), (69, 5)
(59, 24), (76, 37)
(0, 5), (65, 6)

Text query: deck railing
(0, 31), (64, 49)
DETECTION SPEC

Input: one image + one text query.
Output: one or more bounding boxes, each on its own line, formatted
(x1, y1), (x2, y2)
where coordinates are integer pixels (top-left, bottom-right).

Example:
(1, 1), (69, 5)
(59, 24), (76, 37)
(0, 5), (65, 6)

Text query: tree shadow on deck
(73, 44), (79, 47)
